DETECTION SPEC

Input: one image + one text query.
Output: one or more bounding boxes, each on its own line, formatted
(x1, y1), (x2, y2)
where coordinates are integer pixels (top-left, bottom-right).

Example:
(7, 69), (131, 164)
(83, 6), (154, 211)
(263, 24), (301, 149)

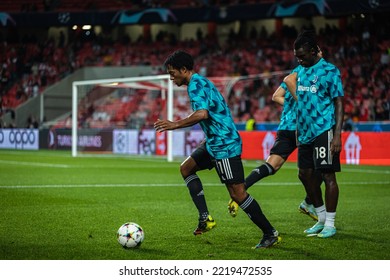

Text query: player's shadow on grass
(272, 231), (341, 260)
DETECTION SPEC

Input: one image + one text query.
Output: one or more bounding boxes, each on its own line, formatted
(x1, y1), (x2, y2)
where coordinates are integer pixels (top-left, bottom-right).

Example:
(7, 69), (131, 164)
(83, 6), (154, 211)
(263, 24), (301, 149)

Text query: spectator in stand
(342, 113), (354, 131)
(245, 113), (256, 131)
(27, 114), (39, 128)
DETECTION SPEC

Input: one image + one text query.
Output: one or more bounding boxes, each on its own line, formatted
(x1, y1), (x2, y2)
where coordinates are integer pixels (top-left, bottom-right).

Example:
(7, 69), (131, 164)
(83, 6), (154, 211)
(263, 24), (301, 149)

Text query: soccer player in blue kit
(228, 68), (319, 222)
(154, 50), (281, 248)
(292, 30), (344, 238)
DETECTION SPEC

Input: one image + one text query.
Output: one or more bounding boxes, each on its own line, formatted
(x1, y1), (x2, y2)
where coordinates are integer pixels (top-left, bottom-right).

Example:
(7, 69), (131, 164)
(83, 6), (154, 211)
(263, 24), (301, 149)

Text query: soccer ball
(117, 222), (144, 248)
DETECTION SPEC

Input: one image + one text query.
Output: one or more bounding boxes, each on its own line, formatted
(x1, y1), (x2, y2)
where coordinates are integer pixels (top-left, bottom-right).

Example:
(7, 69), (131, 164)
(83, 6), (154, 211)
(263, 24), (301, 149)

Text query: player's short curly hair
(294, 29), (319, 54)
(164, 50), (194, 71)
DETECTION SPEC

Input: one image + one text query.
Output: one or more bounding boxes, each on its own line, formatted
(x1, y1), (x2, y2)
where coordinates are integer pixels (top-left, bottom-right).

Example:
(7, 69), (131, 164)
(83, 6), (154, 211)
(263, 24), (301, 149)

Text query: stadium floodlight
(72, 74), (174, 160)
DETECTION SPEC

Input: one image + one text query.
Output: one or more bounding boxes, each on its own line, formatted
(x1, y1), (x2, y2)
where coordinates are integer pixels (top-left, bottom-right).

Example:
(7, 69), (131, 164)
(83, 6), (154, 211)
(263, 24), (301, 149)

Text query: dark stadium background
(0, 0), (389, 128)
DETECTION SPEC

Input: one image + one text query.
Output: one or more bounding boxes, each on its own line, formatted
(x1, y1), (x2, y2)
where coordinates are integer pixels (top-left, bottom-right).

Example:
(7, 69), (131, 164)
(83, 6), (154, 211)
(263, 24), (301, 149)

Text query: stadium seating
(0, 2), (389, 128)
(0, 0), (270, 12)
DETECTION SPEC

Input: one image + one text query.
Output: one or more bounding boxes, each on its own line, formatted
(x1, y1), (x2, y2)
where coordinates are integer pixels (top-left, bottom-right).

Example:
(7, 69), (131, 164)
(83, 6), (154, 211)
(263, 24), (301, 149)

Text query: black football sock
(184, 174), (208, 220)
(239, 194), (274, 235)
(245, 162), (275, 190)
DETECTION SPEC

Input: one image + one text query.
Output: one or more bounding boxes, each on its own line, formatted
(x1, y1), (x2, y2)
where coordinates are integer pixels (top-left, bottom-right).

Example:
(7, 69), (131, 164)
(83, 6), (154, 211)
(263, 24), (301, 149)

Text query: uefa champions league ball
(117, 222), (144, 248)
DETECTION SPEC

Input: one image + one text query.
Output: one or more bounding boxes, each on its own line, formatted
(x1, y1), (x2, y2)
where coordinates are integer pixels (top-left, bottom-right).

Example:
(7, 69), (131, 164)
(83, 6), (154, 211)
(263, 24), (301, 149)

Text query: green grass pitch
(0, 149), (389, 260)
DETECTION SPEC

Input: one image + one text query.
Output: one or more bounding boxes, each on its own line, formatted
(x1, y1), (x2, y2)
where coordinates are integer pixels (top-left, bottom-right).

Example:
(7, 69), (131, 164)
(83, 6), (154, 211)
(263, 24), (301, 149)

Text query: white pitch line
(244, 162), (390, 175)
(0, 155), (388, 174)
(0, 160), (179, 169)
(341, 168), (390, 174)
(1, 159), (388, 174)
(0, 181), (389, 189)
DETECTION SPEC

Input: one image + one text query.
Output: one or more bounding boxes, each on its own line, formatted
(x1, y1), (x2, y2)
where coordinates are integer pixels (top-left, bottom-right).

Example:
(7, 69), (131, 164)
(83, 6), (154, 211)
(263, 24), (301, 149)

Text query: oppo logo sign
(0, 129), (39, 150)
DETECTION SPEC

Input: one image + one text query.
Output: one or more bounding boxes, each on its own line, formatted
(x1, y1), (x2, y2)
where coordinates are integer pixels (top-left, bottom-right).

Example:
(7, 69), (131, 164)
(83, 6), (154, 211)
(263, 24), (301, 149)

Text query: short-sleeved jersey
(188, 73), (242, 159)
(295, 58), (344, 144)
(277, 66), (301, 131)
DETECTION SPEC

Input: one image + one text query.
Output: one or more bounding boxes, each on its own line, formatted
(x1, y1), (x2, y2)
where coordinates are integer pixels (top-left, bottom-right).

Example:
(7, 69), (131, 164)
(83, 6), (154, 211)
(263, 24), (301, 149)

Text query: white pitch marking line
(0, 181), (389, 189)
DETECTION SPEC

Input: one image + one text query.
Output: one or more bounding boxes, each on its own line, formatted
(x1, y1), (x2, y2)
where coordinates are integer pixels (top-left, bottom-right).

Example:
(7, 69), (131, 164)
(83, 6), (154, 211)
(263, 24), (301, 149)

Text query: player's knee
(322, 173), (338, 188)
(180, 164), (191, 178)
(298, 169), (310, 183)
(180, 156), (198, 178)
(228, 184), (247, 203)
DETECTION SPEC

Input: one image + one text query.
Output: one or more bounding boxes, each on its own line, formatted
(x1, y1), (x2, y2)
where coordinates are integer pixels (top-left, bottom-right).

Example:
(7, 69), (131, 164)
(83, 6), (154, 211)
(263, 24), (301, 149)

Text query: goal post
(72, 74), (174, 160)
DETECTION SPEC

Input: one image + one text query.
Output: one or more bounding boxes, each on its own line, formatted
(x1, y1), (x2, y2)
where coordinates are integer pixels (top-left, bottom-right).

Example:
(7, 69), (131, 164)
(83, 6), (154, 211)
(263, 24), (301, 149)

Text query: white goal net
(72, 74), (174, 160)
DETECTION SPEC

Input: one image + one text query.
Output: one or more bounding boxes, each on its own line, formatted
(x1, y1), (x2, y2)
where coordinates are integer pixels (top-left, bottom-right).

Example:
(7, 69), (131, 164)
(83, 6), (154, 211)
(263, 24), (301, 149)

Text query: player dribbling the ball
(154, 50), (280, 249)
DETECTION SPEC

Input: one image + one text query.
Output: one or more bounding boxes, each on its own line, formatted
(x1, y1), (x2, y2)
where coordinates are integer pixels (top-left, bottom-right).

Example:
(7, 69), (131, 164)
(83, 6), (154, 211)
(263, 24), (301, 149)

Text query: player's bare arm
(283, 72), (298, 101)
(272, 86), (286, 106)
(331, 96), (344, 154)
(317, 45), (323, 58)
(154, 109), (209, 132)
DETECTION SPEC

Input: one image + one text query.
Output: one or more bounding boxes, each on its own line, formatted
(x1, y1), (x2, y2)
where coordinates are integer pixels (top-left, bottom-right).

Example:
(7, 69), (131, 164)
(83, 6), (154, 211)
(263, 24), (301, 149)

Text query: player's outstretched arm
(154, 109), (208, 132)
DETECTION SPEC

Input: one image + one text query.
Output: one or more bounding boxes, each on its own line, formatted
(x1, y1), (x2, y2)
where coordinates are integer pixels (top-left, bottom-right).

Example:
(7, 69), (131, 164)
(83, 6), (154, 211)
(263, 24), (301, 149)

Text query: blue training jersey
(187, 73), (242, 159)
(278, 66), (301, 131)
(295, 58), (344, 144)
